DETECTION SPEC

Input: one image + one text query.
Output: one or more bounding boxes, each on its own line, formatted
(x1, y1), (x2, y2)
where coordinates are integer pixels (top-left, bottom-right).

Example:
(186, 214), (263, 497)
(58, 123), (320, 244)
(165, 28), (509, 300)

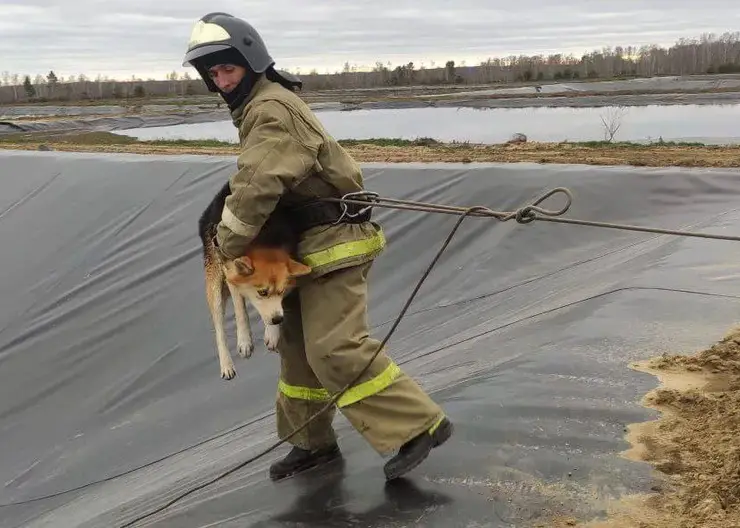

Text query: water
(114, 104), (740, 145)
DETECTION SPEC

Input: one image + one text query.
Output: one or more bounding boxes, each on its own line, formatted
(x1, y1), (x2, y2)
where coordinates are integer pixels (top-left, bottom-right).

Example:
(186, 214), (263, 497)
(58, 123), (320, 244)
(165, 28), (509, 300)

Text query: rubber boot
(269, 443), (341, 481)
(383, 417), (453, 480)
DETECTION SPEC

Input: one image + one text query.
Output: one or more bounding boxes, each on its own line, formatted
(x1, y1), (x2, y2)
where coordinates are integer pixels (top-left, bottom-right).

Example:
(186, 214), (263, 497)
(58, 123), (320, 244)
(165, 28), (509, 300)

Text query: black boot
(383, 417), (453, 481)
(269, 443), (341, 481)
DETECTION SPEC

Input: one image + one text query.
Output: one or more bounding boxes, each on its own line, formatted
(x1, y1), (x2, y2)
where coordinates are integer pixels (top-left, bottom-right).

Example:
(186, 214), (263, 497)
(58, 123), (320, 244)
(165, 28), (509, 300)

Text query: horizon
(1, 1), (738, 85)
(2, 30), (738, 86)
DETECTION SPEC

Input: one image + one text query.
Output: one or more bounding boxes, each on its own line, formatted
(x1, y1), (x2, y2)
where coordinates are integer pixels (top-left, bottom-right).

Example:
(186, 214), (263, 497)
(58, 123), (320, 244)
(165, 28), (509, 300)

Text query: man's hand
(215, 221), (252, 261)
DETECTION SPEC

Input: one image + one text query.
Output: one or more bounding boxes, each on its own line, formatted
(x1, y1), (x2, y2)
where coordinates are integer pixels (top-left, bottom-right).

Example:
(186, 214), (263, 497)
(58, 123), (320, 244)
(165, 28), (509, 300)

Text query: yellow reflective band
(302, 228), (386, 269)
(278, 360), (401, 407)
(336, 361), (401, 408)
(278, 379), (331, 401)
(428, 415), (445, 435)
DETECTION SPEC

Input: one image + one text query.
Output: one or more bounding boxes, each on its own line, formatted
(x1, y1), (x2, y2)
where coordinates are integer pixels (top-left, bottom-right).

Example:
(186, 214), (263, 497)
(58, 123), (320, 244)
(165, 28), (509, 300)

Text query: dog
(198, 181), (312, 380)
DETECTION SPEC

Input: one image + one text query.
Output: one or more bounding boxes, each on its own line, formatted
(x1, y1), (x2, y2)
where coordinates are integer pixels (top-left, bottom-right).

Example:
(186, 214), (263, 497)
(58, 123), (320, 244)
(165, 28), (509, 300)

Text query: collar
(229, 74), (273, 128)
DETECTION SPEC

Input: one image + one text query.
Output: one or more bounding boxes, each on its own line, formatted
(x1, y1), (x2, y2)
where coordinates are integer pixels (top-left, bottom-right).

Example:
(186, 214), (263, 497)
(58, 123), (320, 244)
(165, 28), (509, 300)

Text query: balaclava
(195, 47), (260, 111)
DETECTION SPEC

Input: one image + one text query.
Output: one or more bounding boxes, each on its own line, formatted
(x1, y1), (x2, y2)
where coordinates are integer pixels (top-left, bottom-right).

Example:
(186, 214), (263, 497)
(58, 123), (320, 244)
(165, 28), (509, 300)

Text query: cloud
(0, 0), (736, 81)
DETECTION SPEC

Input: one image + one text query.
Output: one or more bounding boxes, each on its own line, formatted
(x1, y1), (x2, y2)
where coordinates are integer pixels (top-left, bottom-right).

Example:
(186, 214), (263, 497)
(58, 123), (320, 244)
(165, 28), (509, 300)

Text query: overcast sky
(0, 0), (737, 81)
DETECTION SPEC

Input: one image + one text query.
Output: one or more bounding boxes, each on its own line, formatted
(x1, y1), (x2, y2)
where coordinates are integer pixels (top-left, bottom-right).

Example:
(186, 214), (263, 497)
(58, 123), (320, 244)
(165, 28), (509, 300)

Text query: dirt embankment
(1, 133), (739, 168)
(544, 326), (740, 528)
(339, 142), (740, 168)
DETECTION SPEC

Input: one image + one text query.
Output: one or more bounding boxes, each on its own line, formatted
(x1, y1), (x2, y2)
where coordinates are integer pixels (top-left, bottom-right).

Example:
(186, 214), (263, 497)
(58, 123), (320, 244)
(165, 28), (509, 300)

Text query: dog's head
(224, 248), (312, 325)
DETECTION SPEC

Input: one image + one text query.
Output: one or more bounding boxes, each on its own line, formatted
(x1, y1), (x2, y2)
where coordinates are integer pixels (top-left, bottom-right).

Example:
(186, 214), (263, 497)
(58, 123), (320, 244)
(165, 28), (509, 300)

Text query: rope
(119, 186), (740, 526)
(324, 188), (740, 242)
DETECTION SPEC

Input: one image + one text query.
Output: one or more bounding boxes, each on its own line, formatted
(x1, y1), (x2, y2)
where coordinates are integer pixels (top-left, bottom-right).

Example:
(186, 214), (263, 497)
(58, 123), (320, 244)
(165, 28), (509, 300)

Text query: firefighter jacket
(215, 74), (385, 277)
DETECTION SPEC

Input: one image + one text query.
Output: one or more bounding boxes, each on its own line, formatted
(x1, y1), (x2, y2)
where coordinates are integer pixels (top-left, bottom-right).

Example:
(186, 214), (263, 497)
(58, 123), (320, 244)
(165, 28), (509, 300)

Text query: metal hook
(333, 191), (380, 224)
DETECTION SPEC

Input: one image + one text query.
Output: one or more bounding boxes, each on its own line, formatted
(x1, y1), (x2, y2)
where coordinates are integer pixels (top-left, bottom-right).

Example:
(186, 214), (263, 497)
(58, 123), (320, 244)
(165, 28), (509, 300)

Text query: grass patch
(0, 132), (724, 152)
(0, 132), (435, 150)
(569, 140), (711, 148)
(337, 137), (440, 147)
(337, 138), (716, 149)
(0, 131), (139, 145)
(67, 132), (138, 145)
(145, 137), (236, 148)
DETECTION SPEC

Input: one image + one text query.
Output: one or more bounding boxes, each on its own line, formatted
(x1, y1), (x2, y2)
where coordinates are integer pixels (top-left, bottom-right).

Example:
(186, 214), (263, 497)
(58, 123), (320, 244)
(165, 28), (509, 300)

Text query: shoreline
(3, 74), (740, 118)
(2, 87), (739, 146)
(1, 134), (739, 168)
(2, 89), (740, 118)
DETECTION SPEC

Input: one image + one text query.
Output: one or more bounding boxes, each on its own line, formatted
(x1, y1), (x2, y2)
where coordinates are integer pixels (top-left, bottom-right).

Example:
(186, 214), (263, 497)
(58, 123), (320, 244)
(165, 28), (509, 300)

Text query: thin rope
(324, 188), (740, 242)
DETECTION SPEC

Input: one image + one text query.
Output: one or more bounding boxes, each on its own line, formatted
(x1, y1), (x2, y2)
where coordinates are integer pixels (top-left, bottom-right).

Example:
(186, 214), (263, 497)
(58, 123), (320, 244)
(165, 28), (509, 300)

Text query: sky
(0, 0), (738, 82)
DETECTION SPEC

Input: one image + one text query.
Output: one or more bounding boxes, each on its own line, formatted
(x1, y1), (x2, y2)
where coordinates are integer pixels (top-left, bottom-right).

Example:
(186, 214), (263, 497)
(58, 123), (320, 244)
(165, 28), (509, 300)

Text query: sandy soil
(2, 139), (739, 168)
(539, 326), (740, 528)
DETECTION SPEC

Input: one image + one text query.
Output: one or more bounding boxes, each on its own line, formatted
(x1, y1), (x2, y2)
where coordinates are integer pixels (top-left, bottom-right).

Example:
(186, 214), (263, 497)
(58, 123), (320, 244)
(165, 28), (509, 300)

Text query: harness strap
(288, 200), (372, 231)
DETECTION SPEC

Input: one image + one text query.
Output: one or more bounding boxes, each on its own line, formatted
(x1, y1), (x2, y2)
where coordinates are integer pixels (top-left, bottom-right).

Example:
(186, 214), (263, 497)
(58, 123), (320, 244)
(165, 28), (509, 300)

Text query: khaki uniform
(216, 74), (445, 454)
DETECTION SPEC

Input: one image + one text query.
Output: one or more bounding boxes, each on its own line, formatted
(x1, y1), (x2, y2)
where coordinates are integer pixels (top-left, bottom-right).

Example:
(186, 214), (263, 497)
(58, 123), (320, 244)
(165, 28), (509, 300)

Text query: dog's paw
(264, 325), (280, 352)
(238, 338), (254, 359)
(220, 363), (237, 380)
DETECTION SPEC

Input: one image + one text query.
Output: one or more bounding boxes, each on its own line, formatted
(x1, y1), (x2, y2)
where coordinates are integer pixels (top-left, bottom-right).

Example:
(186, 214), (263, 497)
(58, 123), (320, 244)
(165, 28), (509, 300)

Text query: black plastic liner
(2, 151), (740, 527)
(0, 111), (229, 136)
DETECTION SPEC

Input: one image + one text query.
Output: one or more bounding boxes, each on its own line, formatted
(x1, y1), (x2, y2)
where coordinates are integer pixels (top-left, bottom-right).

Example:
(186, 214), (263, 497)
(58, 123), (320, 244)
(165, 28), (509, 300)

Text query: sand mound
(544, 326), (740, 528)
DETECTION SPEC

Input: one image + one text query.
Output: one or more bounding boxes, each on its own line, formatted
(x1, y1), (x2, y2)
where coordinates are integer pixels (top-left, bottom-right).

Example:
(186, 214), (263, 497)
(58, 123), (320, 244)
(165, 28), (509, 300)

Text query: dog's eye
(258, 289), (269, 297)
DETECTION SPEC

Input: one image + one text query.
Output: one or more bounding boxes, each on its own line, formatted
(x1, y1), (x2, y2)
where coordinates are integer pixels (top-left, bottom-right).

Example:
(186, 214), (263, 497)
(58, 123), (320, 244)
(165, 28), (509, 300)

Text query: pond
(114, 104), (740, 145)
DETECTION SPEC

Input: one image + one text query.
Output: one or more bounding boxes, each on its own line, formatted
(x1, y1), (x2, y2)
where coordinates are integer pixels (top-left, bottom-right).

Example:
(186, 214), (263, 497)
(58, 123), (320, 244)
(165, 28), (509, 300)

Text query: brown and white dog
(198, 182), (311, 380)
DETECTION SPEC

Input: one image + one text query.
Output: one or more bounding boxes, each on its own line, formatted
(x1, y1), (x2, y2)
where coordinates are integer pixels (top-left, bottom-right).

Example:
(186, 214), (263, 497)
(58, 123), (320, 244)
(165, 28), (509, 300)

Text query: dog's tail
(198, 182), (231, 261)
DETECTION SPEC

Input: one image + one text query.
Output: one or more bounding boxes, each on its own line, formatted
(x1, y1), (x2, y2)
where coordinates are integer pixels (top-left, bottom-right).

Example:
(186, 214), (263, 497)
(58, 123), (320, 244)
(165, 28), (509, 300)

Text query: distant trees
(297, 31), (740, 89)
(0, 31), (738, 103)
(457, 31), (740, 84)
(23, 76), (35, 98)
(46, 71), (58, 96)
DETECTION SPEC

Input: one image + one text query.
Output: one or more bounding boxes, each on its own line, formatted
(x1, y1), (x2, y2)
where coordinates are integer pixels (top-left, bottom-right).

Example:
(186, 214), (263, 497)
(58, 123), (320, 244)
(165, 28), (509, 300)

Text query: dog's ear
(287, 258), (312, 278)
(234, 256), (254, 276)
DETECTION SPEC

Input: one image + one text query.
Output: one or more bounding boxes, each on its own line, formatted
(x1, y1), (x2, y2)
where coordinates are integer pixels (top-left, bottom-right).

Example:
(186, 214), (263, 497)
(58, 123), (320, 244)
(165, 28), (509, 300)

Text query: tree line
(1, 31), (739, 104)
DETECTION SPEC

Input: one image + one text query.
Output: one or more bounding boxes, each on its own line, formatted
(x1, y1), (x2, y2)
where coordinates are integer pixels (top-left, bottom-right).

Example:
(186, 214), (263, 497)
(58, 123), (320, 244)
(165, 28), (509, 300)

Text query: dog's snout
(271, 314), (284, 325)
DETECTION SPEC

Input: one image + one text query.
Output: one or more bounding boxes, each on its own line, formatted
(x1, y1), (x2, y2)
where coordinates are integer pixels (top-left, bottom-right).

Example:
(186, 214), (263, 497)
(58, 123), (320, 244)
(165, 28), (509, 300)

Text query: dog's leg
(264, 324), (281, 352)
(226, 281), (254, 358)
(205, 265), (236, 380)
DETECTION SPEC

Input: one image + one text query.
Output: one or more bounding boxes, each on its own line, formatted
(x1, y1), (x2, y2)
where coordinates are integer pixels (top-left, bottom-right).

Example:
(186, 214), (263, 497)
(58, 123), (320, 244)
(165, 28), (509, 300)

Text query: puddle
(113, 104), (740, 145)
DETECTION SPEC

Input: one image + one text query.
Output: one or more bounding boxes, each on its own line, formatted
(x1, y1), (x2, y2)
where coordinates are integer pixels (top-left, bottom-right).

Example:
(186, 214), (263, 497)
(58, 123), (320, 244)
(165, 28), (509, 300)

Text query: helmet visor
(182, 44), (233, 67)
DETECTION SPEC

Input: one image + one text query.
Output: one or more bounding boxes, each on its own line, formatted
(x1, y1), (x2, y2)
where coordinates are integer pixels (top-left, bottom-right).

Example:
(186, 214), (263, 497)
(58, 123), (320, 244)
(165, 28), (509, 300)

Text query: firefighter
(182, 12), (453, 481)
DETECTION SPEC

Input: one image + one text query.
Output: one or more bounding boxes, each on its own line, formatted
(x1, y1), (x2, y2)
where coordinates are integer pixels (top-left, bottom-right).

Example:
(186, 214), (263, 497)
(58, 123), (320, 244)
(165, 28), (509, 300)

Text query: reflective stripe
(337, 361), (401, 408)
(428, 415), (445, 434)
(302, 228), (386, 269)
(221, 204), (257, 238)
(278, 379), (331, 401)
(278, 361), (402, 407)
